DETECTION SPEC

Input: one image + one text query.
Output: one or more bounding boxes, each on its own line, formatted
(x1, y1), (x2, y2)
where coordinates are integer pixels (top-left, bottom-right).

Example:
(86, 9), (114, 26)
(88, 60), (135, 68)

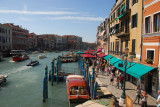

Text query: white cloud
(18, 17), (32, 21)
(47, 16), (105, 21)
(0, 9), (78, 15)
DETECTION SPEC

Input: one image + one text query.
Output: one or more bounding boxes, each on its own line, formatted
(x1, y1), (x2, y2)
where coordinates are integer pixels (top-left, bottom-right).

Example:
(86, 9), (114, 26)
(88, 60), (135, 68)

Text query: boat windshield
(70, 86), (87, 95)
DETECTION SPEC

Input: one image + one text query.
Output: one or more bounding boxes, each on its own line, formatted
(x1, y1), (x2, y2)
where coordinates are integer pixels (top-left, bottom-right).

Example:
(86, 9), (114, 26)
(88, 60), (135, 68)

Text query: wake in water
(9, 60), (15, 63)
(5, 66), (31, 75)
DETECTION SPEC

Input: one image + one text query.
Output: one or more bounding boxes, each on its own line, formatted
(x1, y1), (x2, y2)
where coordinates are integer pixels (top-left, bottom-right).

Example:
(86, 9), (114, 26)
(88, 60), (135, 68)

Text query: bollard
(43, 77), (46, 102)
(51, 59), (55, 86)
(45, 65), (48, 99)
(56, 58), (59, 84)
(91, 66), (95, 99)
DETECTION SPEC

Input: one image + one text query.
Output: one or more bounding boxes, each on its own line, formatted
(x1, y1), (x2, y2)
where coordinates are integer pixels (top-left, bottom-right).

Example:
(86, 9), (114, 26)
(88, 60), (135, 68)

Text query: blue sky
(0, 0), (115, 43)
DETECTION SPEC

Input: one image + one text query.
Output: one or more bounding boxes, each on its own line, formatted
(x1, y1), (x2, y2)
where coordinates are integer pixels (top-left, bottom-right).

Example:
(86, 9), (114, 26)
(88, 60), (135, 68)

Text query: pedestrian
(141, 91), (148, 107)
(101, 60), (105, 75)
(110, 73), (114, 85)
(134, 85), (141, 104)
(106, 66), (109, 76)
(157, 90), (160, 107)
(115, 76), (119, 89)
(112, 67), (116, 76)
(120, 74), (124, 89)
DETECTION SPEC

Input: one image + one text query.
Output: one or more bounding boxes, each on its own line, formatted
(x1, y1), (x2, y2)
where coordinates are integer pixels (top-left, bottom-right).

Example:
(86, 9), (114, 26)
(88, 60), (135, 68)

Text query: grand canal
(0, 52), (80, 107)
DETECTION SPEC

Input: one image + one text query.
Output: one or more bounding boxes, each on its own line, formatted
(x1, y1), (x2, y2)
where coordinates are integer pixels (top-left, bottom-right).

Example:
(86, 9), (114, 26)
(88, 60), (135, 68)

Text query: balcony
(115, 26), (129, 38)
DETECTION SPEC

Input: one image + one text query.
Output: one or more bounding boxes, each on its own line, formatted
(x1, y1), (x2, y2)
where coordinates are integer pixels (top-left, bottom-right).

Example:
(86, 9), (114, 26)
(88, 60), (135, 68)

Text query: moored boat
(26, 60), (39, 66)
(66, 75), (90, 104)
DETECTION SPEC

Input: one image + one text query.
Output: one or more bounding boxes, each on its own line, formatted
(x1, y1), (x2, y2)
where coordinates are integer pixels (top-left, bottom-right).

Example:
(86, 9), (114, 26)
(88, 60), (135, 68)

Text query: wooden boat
(0, 75), (8, 85)
(26, 60), (39, 66)
(38, 54), (47, 59)
(66, 75), (90, 104)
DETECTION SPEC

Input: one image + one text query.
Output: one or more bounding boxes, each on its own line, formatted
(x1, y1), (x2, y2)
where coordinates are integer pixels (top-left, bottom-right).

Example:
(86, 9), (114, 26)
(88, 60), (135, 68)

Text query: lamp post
(119, 47), (129, 104)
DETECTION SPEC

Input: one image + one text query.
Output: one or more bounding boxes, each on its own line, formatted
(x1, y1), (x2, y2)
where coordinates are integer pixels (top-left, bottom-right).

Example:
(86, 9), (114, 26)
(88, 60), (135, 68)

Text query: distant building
(37, 34), (56, 51)
(96, 18), (110, 54)
(55, 35), (63, 50)
(63, 35), (82, 50)
(4, 23), (29, 50)
(28, 33), (37, 50)
(0, 23), (12, 51)
(82, 42), (96, 50)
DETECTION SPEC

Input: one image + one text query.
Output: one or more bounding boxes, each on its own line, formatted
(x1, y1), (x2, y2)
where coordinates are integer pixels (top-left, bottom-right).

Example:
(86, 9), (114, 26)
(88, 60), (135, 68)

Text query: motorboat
(0, 75), (8, 85)
(11, 50), (29, 62)
(38, 54), (47, 59)
(66, 75), (90, 104)
(26, 60), (39, 66)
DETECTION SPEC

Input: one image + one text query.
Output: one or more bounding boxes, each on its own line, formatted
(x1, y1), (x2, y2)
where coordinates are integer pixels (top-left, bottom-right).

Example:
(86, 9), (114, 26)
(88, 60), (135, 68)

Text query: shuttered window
(132, 13), (138, 28)
(132, 0), (138, 6)
(125, 40), (128, 48)
(132, 39), (136, 52)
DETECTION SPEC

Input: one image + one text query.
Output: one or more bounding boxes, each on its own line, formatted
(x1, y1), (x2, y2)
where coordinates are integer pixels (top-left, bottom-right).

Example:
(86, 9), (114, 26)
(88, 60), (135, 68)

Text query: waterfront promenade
(89, 67), (157, 107)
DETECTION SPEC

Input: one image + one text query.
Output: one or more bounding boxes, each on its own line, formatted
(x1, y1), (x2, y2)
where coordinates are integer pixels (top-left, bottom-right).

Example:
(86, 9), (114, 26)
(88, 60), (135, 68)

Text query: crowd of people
(86, 57), (160, 107)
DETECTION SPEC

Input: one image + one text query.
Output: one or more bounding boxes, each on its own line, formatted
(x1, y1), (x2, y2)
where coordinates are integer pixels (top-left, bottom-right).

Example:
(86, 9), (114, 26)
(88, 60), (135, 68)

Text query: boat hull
(13, 56), (29, 61)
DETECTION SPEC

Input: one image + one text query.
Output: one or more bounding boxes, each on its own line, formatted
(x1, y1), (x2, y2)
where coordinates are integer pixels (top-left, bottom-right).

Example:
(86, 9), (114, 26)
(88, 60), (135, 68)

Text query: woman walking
(110, 73), (114, 85)
(141, 91), (148, 107)
(115, 76), (119, 89)
(134, 85), (141, 104)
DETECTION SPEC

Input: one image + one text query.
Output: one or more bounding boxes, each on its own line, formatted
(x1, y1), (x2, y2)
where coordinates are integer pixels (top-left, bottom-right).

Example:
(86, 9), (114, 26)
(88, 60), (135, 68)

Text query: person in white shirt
(157, 90), (160, 107)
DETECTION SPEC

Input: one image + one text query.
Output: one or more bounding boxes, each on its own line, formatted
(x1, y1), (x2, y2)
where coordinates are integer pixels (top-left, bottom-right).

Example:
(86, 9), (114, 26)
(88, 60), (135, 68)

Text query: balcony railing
(115, 26), (129, 37)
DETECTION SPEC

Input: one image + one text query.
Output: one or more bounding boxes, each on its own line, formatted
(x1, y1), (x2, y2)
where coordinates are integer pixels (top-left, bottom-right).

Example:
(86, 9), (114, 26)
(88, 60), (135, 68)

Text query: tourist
(134, 85), (141, 104)
(120, 74), (124, 89)
(110, 73), (114, 85)
(112, 66), (116, 76)
(106, 66), (109, 76)
(157, 90), (160, 107)
(101, 60), (105, 75)
(115, 76), (119, 89)
(141, 91), (148, 107)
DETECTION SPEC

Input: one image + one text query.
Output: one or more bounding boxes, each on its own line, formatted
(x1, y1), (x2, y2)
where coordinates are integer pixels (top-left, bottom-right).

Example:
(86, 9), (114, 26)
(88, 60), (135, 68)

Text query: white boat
(38, 54), (47, 59)
(32, 51), (39, 54)
(0, 75), (8, 85)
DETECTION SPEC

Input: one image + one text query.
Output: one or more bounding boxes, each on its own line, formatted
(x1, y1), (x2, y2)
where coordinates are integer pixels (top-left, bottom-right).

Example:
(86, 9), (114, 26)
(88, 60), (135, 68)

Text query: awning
(104, 55), (114, 60)
(127, 63), (154, 79)
(97, 53), (106, 57)
(100, 30), (106, 37)
(82, 54), (96, 58)
(113, 60), (154, 79)
(84, 51), (93, 54)
(109, 57), (121, 65)
(115, 13), (125, 21)
(76, 52), (84, 54)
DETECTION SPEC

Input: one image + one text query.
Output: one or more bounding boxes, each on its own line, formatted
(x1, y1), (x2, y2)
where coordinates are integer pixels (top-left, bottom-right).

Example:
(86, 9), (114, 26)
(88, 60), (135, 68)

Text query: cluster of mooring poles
(43, 56), (62, 102)
(79, 57), (98, 99)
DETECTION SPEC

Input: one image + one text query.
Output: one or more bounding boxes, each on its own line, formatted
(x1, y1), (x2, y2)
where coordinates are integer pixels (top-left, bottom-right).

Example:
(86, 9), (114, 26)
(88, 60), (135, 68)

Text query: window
(113, 12), (115, 19)
(121, 3), (125, 14)
(132, 39), (136, 52)
(111, 42), (112, 51)
(132, 13), (138, 28)
(153, 12), (160, 32)
(113, 42), (114, 51)
(145, 16), (151, 33)
(147, 50), (154, 61)
(132, 0), (138, 5)
(125, 40), (128, 48)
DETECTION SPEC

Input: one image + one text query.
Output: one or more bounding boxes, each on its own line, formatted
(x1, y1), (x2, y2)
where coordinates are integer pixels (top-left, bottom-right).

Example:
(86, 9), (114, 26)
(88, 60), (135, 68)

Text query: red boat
(66, 75), (90, 104)
(11, 50), (30, 61)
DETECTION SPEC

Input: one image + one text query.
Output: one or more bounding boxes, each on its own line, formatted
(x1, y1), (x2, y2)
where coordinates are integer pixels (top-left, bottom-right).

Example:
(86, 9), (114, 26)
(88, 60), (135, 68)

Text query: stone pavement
(89, 67), (157, 107)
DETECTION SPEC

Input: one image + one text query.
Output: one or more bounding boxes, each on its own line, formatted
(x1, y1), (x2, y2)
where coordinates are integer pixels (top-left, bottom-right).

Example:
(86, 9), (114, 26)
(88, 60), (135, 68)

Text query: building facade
(0, 24), (12, 51)
(4, 23), (29, 50)
(141, 0), (160, 97)
(28, 33), (37, 50)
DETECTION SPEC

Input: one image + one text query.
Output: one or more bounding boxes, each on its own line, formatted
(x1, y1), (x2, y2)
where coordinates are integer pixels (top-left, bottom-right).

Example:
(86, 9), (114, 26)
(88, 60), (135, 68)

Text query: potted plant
(145, 59), (153, 64)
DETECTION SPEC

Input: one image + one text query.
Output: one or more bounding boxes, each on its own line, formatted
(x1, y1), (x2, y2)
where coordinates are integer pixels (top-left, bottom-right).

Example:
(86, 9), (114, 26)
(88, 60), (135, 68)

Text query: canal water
(0, 52), (80, 107)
